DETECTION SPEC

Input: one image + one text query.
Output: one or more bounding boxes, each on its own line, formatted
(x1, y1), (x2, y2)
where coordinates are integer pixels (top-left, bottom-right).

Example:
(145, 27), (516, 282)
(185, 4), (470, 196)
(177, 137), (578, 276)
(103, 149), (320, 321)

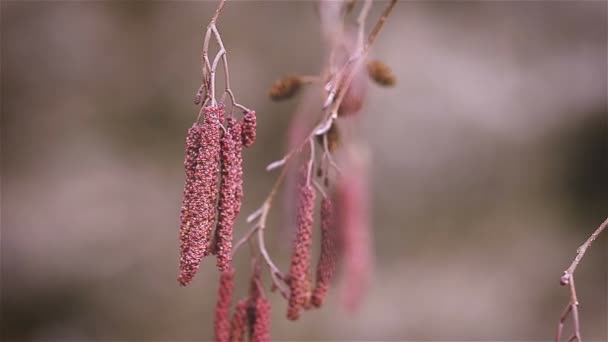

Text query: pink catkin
(287, 167), (316, 320)
(214, 118), (242, 271)
(214, 268), (235, 342)
(251, 297), (271, 342)
(229, 299), (249, 342)
(336, 165), (373, 312)
(229, 119), (244, 216)
(178, 106), (224, 286)
(311, 197), (337, 308)
(178, 124), (202, 285)
(241, 110), (257, 148)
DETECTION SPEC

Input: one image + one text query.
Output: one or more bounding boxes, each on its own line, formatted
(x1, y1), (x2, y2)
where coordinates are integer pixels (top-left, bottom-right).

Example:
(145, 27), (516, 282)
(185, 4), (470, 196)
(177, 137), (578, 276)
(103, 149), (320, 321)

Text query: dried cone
(287, 167), (316, 320)
(214, 118), (242, 271)
(241, 110), (257, 148)
(251, 297), (271, 342)
(311, 198), (337, 308)
(178, 106), (224, 286)
(230, 299), (249, 342)
(269, 75), (302, 101)
(215, 268), (235, 342)
(178, 124), (202, 285)
(367, 59), (396, 87)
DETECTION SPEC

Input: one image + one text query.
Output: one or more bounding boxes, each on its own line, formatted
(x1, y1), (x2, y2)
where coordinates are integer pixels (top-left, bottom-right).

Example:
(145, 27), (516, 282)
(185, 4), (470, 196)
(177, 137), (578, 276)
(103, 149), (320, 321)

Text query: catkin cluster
(284, 165), (341, 321)
(178, 106), (256, 285)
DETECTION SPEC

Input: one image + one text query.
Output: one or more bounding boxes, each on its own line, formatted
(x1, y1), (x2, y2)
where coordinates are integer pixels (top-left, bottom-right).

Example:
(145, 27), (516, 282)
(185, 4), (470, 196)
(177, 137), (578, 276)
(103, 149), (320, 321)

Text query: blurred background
(2, 1), (606, 341)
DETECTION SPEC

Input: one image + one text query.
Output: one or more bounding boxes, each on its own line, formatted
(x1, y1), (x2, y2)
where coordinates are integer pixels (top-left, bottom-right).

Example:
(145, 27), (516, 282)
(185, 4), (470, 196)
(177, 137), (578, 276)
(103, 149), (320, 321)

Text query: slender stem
(321, 0), (398, 132)
(562, 217), (608, 280)
(556, 217), (607, 342)
(357, 0), (373, 51)
(306, 138), (315, 186)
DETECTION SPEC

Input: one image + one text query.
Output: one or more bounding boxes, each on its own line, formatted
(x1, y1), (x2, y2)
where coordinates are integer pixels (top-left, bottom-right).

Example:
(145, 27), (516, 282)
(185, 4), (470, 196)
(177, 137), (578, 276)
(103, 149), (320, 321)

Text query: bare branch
(556, 217), (608, 342)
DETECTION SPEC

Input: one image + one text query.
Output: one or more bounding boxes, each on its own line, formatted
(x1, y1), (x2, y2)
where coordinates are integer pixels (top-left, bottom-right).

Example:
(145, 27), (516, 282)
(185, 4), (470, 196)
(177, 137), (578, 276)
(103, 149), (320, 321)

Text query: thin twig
(231, 0), (398, 305)
(556, 217), (608, 342)
(319, 0), (398, 135)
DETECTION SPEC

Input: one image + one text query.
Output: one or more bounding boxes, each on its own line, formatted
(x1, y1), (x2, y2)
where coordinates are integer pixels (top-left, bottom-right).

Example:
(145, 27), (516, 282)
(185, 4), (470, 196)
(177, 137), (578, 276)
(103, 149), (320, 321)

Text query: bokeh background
(2, 1), (607, 341)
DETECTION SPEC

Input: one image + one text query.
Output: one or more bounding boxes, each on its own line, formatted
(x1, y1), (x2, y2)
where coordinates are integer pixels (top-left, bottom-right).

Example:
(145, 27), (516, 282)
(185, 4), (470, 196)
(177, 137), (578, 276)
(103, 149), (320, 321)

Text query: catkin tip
(215, 268), (235, 342)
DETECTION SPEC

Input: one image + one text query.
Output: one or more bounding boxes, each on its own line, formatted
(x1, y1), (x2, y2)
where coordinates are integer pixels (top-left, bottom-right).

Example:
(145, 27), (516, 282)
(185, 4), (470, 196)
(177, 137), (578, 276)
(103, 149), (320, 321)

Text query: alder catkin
(229, 299), (249, 342)
(336, 164), (373, 312)
(214, 268), (235, 342)
(178, 124), (202, 285)
(241, 110), (257, 148)
(311, 197), (337, 308)
(178, 106), (224, 286)
(229, 119), (244, 215)
(287, 167), (316, 320)
(214, 118), (240, 272)
(251, 297), (271, 342)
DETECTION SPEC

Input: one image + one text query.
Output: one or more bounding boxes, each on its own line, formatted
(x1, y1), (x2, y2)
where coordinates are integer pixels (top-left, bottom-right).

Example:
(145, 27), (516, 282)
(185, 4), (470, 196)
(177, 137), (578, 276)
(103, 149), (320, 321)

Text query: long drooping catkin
(214, 118), (240, 272)
(178, 124), (202, 285)
(241, 110), (257, 148)
(336, 164), (372, 312)
(178, 106), (224, 286)
(228, 119), (244, 216)
(287, 167), (316, 320)
(311, 197), (337, 308)
(214, 268), (235, 342)
(229, 299), (249, 342)
(251, 297), (271, 342)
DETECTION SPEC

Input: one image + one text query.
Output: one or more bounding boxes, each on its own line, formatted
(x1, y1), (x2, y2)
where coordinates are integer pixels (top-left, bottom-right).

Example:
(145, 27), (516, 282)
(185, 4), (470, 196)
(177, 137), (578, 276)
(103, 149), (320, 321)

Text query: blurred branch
(556, 217), (608, 342)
